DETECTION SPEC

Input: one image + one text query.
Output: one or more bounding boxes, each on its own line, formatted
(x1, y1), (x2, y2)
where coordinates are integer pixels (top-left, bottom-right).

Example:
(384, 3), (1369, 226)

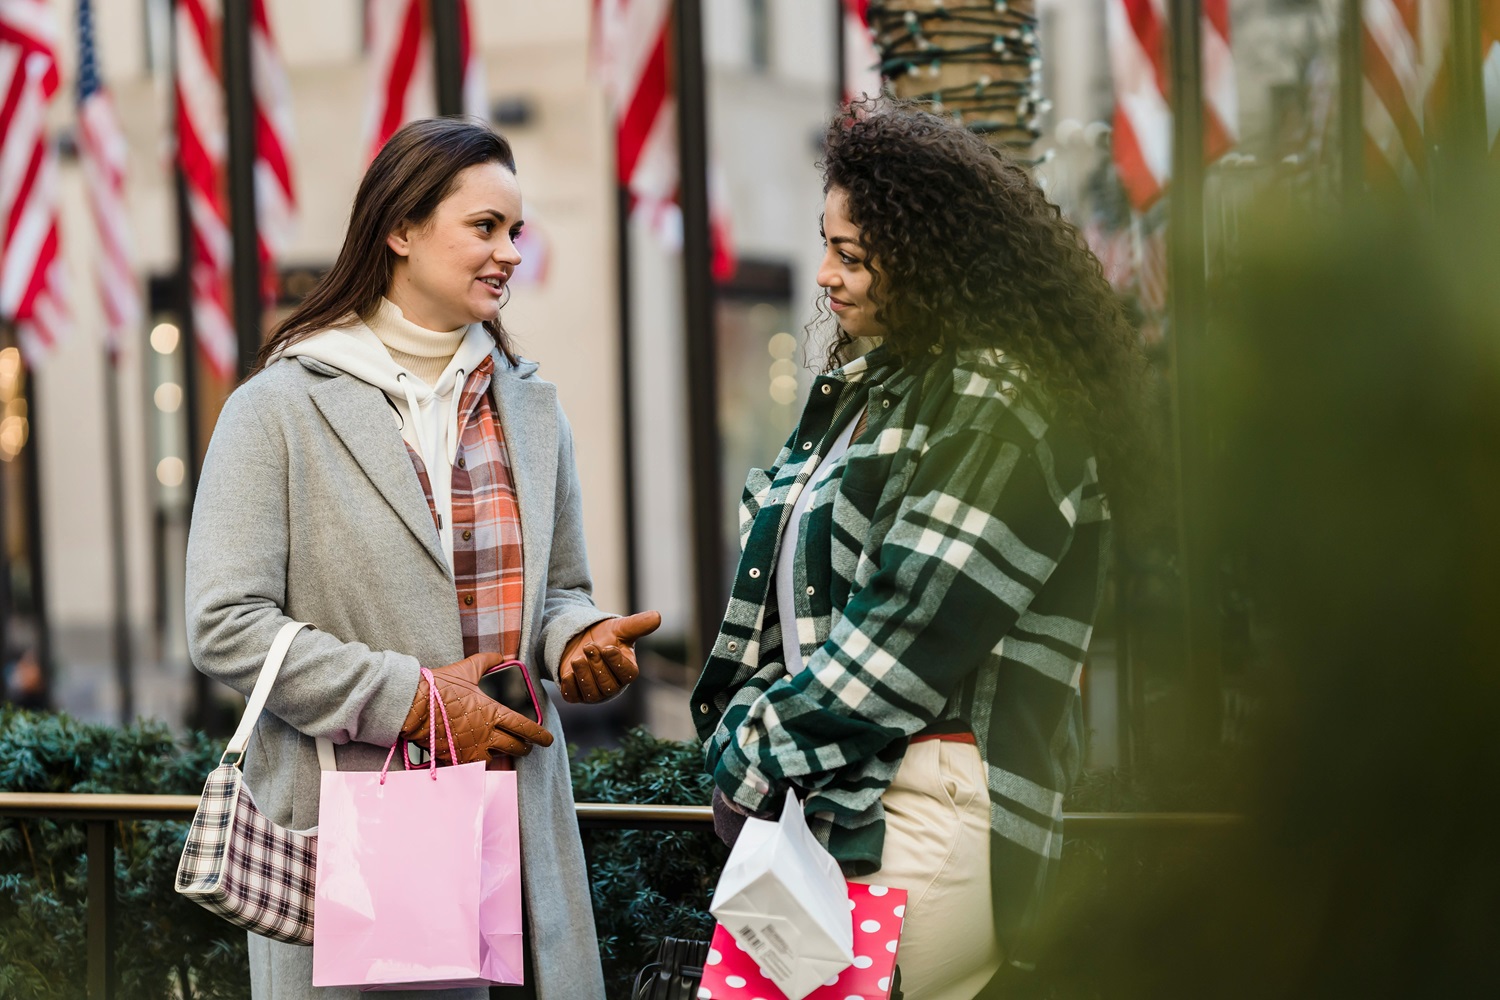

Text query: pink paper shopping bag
(699, 881), (907, 1000)
(311, 666), (526, 990)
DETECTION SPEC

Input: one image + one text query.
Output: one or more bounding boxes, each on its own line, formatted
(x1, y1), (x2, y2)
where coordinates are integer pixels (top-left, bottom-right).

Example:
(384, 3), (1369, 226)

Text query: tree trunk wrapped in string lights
(867, 0), (1045, 151)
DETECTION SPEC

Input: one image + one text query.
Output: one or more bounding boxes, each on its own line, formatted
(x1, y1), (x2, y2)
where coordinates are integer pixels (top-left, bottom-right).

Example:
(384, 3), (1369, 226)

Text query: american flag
(842, 0), (882, 104)
(362, 0), (487, 163)
(175, 0), (235, 379)
(174, 0), (296, 379)
(252, 0), (297, 301)
(0, 0), (67, 365)
(76, 0), (140, 365)
(592, 0), (735, 280)
(1106, 0), (1239, 213)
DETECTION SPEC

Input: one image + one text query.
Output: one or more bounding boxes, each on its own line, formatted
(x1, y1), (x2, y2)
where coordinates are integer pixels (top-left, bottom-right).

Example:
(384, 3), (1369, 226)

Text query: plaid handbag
(175, 620), (319, 945)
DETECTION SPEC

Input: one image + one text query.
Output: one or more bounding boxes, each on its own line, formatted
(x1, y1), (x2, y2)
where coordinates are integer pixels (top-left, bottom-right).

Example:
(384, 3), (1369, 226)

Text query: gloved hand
(400, 652), (553, 764)
(558, 611), (662, 704)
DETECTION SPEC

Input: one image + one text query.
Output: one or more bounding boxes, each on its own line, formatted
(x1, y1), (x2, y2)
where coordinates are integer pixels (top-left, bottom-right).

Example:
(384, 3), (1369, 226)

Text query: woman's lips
(829, 297), (851, 312)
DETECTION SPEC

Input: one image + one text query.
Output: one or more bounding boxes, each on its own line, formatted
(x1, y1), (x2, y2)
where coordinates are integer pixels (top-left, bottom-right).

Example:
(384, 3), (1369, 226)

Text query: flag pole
(674, 0), (725, 668)
(835, 0), (847, 107)
(171, 1), (208, 728)
(1165, 0), (1220, 751)
(1446, 0), (1487, 166)
(102, 348), (134, 722)
(168, 7), (202, 499)
(615, 185), (641, 616)
(223, 0), (262, 381)
(0, 321), (12, 684)
(19, 358), (53, 706)
(1339, 0), (1363, 198)
(430, 0), (464, 116)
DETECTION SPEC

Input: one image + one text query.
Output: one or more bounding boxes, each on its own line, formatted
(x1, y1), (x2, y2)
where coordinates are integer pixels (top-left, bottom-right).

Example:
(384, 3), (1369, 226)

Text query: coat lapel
(488, 359), (557, 654)
(308, 374), (452, 578)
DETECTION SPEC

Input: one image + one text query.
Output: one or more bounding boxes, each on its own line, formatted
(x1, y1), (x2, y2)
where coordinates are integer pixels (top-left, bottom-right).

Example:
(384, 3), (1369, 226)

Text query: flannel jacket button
(748, 567), (762, 579)
(727, 641), (739, 652)
(805, 586), (815, 596)
(462, 529), (472, 541)
(457, 456), (467, 468)
(882, 399), (891, 408)
(463, 594), (474, 606)
(699, 702), (710, 714)
(802, 441), (813, 451)
(820, 384), (832, 395)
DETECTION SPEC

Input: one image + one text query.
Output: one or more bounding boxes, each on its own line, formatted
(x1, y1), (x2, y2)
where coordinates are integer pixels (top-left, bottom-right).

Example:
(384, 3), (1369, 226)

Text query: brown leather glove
(400, 652), (554, 764)
(558, 611), (662, 704)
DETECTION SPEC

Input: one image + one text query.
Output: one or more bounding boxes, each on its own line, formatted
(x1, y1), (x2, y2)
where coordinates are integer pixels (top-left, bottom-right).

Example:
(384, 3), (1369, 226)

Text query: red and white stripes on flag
(1361, 0), (1434, 186)
(252, 0), (296, 299)
(362, 0), (487, 164)
(175, 0), (235, 379)
(76, 0), (141, 364)
(1106, 0), (1238, 212)
(592, 0), (735, 280)
(0, 0), (67, 365)
(842, 0), (882, 104)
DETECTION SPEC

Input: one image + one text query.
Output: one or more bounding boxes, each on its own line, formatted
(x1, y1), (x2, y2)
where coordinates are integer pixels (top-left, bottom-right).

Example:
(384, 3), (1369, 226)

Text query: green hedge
(0, 709), (729, 1000)
(0, 707), (1224, 999)
(0, 707), (247, 999)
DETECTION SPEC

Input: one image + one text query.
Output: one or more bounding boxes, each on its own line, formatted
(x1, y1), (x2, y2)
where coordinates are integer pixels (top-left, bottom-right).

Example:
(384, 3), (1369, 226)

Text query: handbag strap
(221, 620), (312, 766)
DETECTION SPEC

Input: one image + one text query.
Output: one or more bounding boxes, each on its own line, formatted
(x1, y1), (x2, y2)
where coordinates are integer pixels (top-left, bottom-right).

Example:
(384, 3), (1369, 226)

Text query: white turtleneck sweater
(366, 297), (466, 385)
(278, 298), (498, 570)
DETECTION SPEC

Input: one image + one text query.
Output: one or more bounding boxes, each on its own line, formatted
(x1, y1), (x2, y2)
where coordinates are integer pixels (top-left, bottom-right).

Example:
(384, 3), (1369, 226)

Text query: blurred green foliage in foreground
(1016, 183), (1500, 998)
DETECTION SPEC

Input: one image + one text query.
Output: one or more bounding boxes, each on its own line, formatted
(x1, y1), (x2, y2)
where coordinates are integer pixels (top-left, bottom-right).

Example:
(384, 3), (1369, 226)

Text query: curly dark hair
(817, 98), (1154, 523)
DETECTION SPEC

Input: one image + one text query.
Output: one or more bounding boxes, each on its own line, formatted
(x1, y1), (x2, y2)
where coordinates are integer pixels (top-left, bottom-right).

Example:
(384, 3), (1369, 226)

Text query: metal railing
(0, 792), (1241, 999)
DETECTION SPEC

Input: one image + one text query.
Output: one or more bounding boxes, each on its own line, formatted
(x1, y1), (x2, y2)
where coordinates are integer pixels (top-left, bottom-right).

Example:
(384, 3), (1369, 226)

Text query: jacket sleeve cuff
(368, 650), (425, 747)
(713, 738), (776, 815)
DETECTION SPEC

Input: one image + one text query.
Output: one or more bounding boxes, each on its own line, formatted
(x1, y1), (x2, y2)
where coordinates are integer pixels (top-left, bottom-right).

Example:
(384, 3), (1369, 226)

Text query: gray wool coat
(185, 349), (613, 1000)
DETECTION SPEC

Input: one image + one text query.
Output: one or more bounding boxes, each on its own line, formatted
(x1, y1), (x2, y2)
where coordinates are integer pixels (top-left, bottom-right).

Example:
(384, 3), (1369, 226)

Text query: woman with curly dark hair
(693, 99), (1150, 996)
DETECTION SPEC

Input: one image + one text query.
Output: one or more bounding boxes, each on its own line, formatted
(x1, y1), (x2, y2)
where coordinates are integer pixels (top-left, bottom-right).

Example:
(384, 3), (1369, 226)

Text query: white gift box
(709, 795), (855, 1000)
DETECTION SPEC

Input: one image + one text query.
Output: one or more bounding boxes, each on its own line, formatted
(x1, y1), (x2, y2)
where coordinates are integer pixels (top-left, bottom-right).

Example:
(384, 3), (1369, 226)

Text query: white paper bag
(709, 795), (855, 1000)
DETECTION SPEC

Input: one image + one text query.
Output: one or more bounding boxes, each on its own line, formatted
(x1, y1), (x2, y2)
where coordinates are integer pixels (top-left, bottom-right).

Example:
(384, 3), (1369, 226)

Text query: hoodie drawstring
(399, 369), (467, 471)
(447, 369), (465, 467)
(396, 373), (427, 465)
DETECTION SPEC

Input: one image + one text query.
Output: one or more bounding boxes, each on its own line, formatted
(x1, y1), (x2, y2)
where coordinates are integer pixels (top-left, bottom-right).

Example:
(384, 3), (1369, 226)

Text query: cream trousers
(850, 739), (1002, 1000)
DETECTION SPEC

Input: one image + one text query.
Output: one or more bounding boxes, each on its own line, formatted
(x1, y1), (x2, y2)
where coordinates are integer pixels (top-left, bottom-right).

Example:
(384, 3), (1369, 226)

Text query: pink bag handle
(482, 659), (544, 726)
(381, 667), (457, 783)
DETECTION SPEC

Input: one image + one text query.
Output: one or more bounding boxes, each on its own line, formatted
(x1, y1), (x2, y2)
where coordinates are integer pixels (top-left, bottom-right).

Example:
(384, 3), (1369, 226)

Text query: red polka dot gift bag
(698, 881), (908, 1000)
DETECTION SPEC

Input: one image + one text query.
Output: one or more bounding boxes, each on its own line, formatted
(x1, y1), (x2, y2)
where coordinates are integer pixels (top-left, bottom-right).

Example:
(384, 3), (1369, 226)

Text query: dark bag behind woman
(632, 938), (709, 1000)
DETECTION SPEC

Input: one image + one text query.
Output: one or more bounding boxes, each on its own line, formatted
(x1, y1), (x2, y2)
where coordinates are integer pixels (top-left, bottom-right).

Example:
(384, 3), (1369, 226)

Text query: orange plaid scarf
(403, 356), (525, 663)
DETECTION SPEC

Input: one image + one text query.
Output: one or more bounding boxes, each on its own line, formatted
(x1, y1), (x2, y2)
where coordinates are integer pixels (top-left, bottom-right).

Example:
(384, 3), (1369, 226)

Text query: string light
(868, 1), (1044, 150)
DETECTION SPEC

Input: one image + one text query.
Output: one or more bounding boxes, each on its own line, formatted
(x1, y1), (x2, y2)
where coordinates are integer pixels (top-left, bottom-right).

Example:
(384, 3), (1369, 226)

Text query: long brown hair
(252, 117), (518, 375)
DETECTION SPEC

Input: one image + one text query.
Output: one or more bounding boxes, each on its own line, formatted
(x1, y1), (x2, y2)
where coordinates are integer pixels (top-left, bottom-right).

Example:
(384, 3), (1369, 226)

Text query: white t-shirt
(776, 409), (862, 675)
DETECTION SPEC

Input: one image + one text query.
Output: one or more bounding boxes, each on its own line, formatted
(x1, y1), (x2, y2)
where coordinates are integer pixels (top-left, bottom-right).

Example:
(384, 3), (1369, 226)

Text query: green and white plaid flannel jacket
(692, 343), (1109, 962)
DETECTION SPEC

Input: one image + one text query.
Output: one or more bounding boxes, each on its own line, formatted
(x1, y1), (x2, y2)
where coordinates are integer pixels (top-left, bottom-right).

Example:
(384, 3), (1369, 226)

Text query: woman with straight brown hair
(186, 117), (657, 1000)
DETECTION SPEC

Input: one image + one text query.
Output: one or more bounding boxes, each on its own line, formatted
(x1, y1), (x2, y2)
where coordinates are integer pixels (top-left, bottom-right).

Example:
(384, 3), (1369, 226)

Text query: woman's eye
(476, 220), (495, 234)
(840, 253), (859, 266)
(510, 228), (524, 241)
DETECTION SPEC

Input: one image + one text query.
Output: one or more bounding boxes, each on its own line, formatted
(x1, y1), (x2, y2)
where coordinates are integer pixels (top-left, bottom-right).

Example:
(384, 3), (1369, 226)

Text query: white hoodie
(280, 319), (499, 571)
